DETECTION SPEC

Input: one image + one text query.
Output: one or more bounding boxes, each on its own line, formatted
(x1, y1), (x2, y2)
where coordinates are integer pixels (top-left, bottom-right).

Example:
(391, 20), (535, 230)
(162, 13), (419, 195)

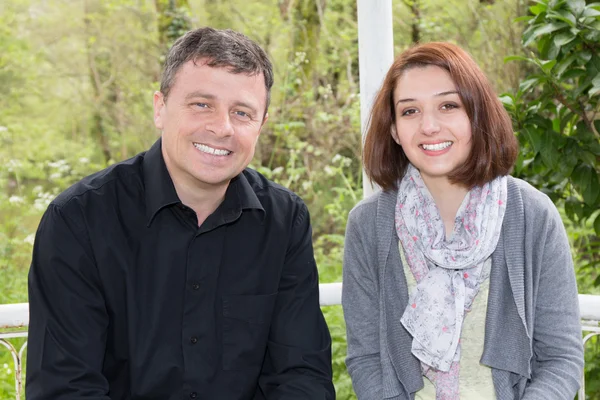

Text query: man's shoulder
(242, 168), (305, 208)
(52, 152), (146, 210)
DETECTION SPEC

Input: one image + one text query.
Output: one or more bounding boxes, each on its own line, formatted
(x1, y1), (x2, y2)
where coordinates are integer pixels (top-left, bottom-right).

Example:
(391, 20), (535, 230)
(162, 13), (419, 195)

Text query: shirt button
(192, 283), (200, 290)
(190, 336), (198, 344)
(190, 392), (197, 399)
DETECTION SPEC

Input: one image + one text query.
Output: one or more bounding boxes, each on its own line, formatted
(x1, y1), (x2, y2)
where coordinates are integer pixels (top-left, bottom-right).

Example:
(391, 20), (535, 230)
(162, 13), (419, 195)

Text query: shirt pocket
(222, 292), (277, 370)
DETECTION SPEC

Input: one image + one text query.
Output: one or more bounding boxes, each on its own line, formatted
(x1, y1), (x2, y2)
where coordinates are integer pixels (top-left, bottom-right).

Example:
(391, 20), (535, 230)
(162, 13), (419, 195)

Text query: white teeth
(194, 143), (231, 156)
(421, 141), (452, 151)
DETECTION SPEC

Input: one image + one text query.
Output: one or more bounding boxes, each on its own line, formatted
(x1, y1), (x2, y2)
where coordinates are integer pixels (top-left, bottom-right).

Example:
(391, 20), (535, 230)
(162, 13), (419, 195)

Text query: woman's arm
(523, 195), (584, 399)
(342, 207), (383, 400)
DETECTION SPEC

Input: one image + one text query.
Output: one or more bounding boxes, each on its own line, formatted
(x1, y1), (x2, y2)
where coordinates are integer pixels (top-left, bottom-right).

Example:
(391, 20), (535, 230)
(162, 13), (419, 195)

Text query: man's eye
(234, 111), (250, 118)
(195, 103), (209, 108)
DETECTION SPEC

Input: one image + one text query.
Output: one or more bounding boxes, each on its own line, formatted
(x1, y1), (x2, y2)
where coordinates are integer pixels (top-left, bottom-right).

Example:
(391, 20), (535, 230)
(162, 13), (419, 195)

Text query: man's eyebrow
(183, 92), (259, 114)
(395, 90), (459, 106)
(184, 91), (215, 100)
(233, 101), (259, 114)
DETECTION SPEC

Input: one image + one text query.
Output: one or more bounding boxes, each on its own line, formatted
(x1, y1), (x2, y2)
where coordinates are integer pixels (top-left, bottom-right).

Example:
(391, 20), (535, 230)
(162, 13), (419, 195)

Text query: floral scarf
(395, 164), (507, 398)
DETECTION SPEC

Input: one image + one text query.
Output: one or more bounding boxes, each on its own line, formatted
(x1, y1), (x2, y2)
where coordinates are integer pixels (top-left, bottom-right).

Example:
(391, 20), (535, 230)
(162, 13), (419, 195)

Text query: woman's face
(392, 65), (473, 187)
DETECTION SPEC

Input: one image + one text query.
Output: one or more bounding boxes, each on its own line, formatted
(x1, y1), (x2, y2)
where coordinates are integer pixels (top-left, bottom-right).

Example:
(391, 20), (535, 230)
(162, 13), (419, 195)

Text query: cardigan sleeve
(342, 205), (384, 400)
(522, 195), (584, 399)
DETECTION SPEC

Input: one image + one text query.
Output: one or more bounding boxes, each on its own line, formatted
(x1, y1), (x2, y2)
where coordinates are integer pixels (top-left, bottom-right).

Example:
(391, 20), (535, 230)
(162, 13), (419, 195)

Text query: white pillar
(357, 0), (394, 198)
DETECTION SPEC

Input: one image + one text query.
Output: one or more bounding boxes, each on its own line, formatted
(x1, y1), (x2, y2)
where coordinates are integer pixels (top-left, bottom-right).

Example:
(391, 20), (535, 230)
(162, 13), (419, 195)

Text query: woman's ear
(391, 124), (401, 146)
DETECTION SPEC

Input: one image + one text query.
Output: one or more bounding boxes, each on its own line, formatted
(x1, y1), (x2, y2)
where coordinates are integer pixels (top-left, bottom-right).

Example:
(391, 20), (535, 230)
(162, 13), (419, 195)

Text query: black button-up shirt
(27, 139), (334, 399)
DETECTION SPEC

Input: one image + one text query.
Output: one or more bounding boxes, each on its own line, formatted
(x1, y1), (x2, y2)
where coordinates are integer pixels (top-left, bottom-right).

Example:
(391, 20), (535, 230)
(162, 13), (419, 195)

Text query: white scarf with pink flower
(395, 164), (507, 398)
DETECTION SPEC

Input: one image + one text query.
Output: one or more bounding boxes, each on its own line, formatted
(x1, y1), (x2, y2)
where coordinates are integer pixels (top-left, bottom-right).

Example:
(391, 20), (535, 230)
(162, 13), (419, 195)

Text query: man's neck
(172, 175), (229, 227)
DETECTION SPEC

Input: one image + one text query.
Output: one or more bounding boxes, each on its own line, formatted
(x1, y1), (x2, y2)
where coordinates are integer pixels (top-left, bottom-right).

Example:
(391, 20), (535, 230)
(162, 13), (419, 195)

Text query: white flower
(8, 196), (24, 205)
(324, 166), (336, 176)
(24, 234), (36, 246)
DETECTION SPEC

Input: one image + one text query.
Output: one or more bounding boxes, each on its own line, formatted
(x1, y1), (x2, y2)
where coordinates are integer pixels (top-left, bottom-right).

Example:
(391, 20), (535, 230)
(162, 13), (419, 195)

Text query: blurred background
(1, 0), (599, 398)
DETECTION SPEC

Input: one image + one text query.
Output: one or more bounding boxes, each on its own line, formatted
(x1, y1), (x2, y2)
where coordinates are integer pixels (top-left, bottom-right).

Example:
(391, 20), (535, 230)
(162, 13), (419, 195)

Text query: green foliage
(502, 0), (600, 229)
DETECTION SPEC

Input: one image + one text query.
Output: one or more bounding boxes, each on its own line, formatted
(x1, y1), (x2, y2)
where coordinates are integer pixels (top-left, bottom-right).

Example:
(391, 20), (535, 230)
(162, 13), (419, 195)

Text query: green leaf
(572, 164), (600, 205)
(557, 140), (580, 178)
(553, 31), (576, 46)
(499, 94), (514, 107)
(560, 68), (586, 80)
(504, 55), (534, 64)
(594, 213), (600, 236)
(582, 8), (600, 17)
(514, 15), (533, 23)
(554, 54), (577, 77)
(519, 77), (542, 93)
(540, 59), (557, 73)
(524, 127), (544, 153)
(546, 40), (560, 61)
(540, 131), (561, 169)
(564, 196), (582, 222)
(580, 152), (597, 167)
(523, 23), (569, 47)
(530, 3), (547, 15)
(547, 10), (577, 26)
(568, 0), (586, 17)
(577, 51), (592, 64)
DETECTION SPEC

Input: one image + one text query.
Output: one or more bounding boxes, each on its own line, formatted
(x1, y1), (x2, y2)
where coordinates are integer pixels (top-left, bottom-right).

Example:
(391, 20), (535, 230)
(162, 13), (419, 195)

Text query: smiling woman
(342, 42), (584, 400)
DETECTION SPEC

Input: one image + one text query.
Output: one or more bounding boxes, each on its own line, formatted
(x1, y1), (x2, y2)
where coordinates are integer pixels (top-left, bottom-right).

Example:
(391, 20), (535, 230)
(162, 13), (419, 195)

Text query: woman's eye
(441, 103), (458, 110)
(401, 109), (417, 116)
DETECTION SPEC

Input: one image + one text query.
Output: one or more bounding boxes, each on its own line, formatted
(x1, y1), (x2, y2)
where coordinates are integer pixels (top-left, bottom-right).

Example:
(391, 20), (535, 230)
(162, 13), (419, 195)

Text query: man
(26, 27), (335, 399)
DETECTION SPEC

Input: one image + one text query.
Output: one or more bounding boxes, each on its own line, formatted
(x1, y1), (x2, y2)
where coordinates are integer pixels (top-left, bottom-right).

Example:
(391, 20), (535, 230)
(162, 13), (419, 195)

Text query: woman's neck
(422, 176), (469, 239)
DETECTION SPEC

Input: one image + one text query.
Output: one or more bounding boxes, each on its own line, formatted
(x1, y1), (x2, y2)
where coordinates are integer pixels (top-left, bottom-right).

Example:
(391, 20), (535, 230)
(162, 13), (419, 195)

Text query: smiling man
(26, 27), (334, 400)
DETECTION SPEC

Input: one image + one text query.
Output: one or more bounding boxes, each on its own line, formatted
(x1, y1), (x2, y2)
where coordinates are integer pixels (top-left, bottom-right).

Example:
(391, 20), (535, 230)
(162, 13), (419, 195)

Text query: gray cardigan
(342, 177), (584, 399)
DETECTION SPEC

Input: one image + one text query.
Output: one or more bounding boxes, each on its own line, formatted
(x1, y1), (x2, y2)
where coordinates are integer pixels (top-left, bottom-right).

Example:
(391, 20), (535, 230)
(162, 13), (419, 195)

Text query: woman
(342, 42), (583, 399)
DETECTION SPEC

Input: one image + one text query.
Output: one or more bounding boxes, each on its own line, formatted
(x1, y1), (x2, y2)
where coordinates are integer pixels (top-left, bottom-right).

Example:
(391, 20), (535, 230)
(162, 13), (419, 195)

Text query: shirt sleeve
(26, 203), (111, 400)
(256, 202), (335, 400)
(522, 196), (584, 399)
(341, 206), (383, 399)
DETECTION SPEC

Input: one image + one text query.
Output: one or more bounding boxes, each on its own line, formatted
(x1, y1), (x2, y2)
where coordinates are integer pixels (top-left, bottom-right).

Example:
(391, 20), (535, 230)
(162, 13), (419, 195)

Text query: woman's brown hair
(363, 42), (518, 191)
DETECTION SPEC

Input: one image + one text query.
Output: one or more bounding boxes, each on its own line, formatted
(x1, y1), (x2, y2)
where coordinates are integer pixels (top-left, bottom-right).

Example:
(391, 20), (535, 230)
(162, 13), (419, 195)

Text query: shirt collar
(143, 138), (265, 226)
(143, 138), (180, 226)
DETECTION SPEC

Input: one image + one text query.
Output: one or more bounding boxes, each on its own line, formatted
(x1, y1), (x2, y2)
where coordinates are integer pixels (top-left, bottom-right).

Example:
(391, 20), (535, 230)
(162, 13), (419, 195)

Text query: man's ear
(260, 112), (269, 131)
(153, 91), (165, 130)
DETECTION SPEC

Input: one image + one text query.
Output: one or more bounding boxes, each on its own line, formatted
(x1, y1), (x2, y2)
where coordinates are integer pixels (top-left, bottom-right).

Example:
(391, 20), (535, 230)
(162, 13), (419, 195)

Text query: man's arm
(256, 203), (335, 400)
(26, 204), (111, 400)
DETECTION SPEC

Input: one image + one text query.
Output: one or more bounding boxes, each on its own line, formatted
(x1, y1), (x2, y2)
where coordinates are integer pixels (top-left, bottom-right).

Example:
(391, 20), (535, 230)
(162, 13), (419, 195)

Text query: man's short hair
(160, 27), (274, 113)
(363, 42), (518, 190)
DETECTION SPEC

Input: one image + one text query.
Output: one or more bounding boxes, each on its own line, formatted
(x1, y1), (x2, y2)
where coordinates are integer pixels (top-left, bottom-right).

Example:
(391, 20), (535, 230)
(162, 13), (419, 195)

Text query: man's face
(153, 59), (268, 193)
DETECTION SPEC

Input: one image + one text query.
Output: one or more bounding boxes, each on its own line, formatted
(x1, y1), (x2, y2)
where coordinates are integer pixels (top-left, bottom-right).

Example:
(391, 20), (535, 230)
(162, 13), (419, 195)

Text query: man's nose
(205, 110), (234, 137)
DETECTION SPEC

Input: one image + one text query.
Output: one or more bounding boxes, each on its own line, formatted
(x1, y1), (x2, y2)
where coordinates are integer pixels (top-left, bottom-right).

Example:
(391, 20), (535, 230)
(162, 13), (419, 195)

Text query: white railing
(1, 285), (599, 400)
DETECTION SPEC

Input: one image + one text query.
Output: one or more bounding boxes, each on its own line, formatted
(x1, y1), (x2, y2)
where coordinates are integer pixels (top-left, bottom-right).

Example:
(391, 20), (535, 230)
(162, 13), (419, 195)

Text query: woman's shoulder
(348, 189), (396, 223)
(507, 175), (561, 223)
